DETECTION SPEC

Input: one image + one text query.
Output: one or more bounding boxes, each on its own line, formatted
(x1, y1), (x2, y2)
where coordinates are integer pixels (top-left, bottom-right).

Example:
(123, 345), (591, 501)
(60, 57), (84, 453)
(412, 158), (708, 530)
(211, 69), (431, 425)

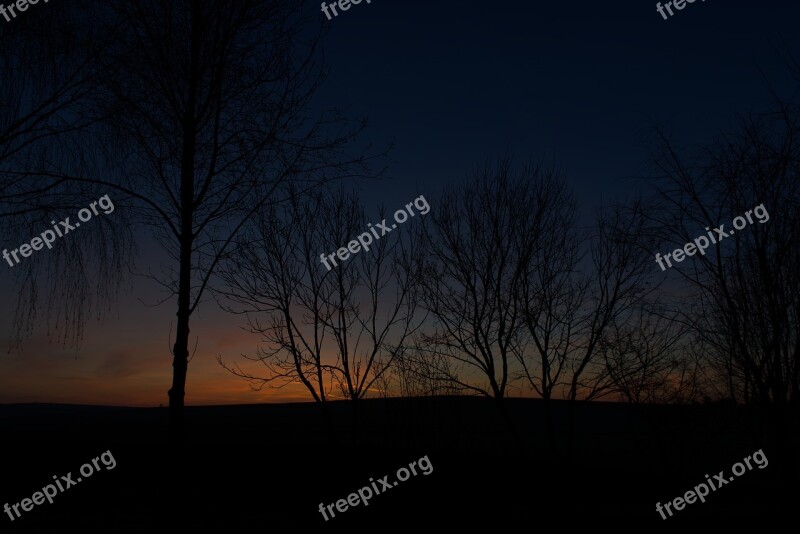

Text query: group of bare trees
(1, 0), (797, 472)
(404, 159), (658, 452)
(210, 156), (693, 454)
(216, 97), (799, 462)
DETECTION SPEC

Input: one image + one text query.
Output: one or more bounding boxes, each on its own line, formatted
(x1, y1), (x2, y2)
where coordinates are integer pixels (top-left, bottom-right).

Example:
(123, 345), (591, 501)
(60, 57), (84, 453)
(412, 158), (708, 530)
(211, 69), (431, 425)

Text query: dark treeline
(1, 0), (798, 502)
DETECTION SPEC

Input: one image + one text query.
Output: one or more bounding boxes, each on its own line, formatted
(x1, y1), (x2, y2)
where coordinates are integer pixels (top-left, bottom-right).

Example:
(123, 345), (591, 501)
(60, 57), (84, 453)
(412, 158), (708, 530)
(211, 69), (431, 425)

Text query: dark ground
(0, 397), (795, 530)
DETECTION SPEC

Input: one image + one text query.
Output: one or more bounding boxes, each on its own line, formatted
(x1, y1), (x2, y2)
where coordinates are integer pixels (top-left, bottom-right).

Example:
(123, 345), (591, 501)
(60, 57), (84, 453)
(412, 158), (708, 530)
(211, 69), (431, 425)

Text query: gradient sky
(1, 0), (798, 406)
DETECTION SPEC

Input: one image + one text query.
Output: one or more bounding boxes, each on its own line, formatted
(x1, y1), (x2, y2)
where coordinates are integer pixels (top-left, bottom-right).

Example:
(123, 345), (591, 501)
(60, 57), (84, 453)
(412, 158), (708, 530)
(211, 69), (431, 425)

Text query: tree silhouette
(560, 204), (653, 455)
(514, 166), (581, 453)
(0, 1), (133, 349)
(652, 100), (800, 484)
(511, 179), (653, 455)
(218, 187), (421, 440)
(412, 157), (556, 451)
(2, 0), (375, 431)
(415, 158), (533, 400)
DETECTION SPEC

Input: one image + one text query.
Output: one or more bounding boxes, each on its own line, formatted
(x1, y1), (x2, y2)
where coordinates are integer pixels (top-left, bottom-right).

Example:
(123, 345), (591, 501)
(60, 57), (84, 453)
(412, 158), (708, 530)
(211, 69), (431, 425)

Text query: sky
(1, 0), (798, 406)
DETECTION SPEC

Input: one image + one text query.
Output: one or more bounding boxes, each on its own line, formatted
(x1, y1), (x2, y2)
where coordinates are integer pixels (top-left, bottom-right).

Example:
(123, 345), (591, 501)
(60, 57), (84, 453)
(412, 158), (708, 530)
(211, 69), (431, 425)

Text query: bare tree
(516, 192), (654, 455)
(514, 170), (581, 453)
(564, 206), (654, 420)
(218, 187), (422, 439)
(416, 158), (536, 401)
(413, 158), (560, 452)
(651, 101), (800, 479)
(217, 192), (333, 402)
(324, 201), (422, 407)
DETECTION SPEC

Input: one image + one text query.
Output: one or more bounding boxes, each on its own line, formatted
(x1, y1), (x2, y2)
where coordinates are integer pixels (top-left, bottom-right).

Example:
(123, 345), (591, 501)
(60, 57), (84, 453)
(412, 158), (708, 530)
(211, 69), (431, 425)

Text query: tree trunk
(167, 185), (194, 433)
(167, 1), (200, 435)
(166, 146), (196, 434)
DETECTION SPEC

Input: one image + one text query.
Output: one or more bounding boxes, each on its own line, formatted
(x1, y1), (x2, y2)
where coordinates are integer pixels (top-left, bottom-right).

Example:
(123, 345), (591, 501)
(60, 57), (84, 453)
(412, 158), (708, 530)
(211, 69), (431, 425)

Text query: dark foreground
(0, 397), (796, 530)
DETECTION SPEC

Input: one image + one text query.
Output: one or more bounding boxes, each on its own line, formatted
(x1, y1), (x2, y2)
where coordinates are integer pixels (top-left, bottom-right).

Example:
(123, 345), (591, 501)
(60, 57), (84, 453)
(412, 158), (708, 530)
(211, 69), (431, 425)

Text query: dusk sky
(1, 0), (797, 406)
